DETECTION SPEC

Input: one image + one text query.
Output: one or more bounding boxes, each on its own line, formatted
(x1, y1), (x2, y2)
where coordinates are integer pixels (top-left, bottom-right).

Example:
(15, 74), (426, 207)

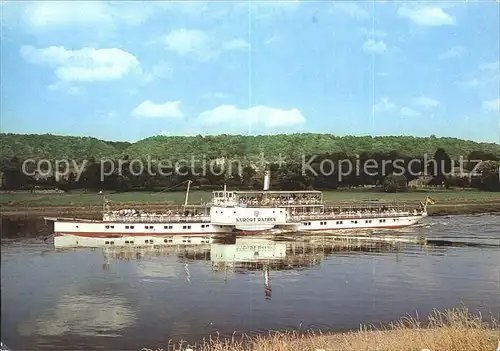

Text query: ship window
(125, 241), (129, 244)
(130, 241), (134, 244)
(110, 241), (114, 245)
(145, 240), (148, 243)
(105, 241), (109, 244)
(105, 225), (110, 229)
(130, 226), (134, 229)
(234, 211), (236, 214)
(125, 226), (129, 229)
(183, 225), (186, 229)
(111, 225), (115, 228)
(183, 240), (187, 243)
(76, 225), (79, 228)
(188, 225), (191, 229)
(150, 240), (153, 244)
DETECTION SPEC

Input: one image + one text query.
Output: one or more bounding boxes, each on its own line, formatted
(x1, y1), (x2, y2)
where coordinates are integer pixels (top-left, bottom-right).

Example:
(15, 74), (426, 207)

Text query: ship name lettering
(236, 217), (276, 222)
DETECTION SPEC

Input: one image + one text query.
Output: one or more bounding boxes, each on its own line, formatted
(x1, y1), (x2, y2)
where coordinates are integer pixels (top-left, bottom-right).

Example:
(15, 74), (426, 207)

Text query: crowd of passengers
(234, 196), (322, 206)
(108, 209), (206, 218)
(290, 207), (423, 217)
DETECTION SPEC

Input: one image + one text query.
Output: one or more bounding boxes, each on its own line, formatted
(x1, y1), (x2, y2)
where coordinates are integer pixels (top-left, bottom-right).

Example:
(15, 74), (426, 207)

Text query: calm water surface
(1, 214), (499, 350)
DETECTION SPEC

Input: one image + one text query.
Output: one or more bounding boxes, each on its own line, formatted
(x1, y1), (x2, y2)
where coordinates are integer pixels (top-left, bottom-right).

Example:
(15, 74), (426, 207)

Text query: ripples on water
(1, 214), (499, 350)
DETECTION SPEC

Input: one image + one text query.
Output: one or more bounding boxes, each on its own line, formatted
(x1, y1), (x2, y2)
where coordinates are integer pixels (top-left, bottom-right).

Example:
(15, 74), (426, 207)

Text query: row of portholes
(302, 218), (399, 226)
(103, 238), (210, 245)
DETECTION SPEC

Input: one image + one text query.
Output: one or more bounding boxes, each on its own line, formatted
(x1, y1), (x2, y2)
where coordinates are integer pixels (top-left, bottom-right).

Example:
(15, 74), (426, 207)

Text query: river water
(1, 214), (499, 350)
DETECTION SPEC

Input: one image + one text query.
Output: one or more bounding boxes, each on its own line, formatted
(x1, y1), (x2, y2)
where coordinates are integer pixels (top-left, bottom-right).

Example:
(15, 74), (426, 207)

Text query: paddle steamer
(45, 170), (434, 248)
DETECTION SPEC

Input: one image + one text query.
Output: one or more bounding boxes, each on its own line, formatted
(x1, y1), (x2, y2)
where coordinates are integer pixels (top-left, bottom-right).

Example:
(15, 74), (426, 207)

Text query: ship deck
(44, 216), (212, 223)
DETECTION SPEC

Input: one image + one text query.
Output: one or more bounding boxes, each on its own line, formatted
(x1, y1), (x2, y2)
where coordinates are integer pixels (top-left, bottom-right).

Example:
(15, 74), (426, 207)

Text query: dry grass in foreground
(176, 306), (499, 351)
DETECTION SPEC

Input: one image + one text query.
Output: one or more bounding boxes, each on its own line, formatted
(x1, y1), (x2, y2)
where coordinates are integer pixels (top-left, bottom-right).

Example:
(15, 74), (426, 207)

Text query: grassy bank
(1, 190), (499, 218)
(2, 189), (500, 206)
(174, 306), (499, 351)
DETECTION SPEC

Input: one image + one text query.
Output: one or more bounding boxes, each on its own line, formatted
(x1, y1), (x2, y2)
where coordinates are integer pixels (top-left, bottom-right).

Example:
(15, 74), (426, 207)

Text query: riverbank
(175, 307), (499, 351)
(1, 189), (499, 219)
(1, 201), (499, 219)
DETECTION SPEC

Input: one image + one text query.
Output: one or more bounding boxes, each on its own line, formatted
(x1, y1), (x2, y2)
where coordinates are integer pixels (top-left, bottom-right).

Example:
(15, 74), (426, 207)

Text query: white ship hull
(54, 233), (214, 248)
(294, 214), (424, 231)
(45, 171), (434, 248)
(48, 212), (426, 248)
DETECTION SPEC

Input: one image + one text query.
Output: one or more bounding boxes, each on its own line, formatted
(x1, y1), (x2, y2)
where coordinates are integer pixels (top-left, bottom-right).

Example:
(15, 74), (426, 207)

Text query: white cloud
(7, 1), (161, 29)
(20, 45), (140, 82)
(47, 81), (84, 95)
(413, 96), (440, 109)
(398, 6), (455, 26)
(331, 3), (370, 20)
(459, 78), (482, 88)
(197, 105), (306, 128)
(483, 98), (500, 112)
(163, 29), (248, 60)
(164, 29), (213, 57)
(439, 46), (466, 60)
(222, 38), (250, 51)
(244, 1), (300, 19)
(480, 61), (500, 71)
(141, 61), (172, 84)
(359, 27), (387, 38)
(373, 98), (396, 113)
(132, 100), (184, 118)
(400, 107), (422, 117)
(362, 39), (387, 54)
(100, 111), (117, 119)
(264, 35), (279, 45)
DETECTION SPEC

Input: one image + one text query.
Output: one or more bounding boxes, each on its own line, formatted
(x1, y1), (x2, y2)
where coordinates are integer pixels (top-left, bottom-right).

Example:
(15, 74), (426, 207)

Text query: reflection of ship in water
(99, 234), (411, 268)
(210, 235), (407, 272)
(97, 234), (417, 297)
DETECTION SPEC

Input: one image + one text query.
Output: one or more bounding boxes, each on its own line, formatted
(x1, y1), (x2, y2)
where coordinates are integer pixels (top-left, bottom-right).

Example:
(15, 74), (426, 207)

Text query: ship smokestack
(263, 170), (271, 191)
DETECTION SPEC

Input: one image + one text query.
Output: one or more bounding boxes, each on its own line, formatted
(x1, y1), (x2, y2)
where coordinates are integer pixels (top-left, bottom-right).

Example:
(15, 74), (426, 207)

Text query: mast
(184, 180), (191, 207)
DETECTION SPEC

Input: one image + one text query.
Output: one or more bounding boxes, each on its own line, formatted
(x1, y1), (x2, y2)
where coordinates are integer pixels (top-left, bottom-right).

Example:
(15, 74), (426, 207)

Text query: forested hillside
(0, 133), (128, 160)
(1, 133), (500, 161)
(1, 133), (499, 192)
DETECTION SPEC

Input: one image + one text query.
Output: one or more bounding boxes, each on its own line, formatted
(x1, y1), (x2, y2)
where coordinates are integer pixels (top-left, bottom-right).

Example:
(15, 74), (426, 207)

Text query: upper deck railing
(103, 214), (211, 223)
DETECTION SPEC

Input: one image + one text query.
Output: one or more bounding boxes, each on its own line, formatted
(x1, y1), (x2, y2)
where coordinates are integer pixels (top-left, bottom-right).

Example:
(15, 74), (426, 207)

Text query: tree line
(2, 148), (499, 192)
(2, 133), (500, 161)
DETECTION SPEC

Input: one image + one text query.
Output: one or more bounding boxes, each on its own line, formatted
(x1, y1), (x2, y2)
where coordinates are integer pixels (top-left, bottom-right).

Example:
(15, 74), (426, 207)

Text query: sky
(1, 0), (499, 143)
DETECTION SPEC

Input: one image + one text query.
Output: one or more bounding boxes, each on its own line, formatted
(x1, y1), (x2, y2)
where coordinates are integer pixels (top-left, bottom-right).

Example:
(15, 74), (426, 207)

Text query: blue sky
(1, 0), (499, 142)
